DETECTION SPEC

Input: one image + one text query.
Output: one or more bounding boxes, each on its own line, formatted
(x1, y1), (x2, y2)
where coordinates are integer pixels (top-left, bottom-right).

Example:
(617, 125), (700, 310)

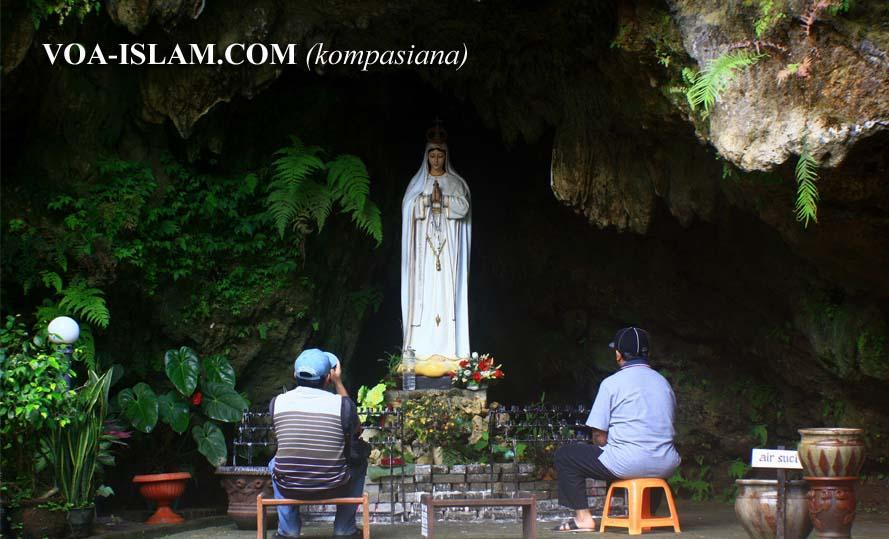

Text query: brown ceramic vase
(797, 428), (865, 477)
(805, 476), (857, 539)
(216, 466), (278, 530)
(734, 479), (812, 539)
(132, 472), (191, 524)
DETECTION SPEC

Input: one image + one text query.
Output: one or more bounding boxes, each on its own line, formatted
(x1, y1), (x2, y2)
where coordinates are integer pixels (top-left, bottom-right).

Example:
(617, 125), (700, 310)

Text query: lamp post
(48, 316), (80, 387)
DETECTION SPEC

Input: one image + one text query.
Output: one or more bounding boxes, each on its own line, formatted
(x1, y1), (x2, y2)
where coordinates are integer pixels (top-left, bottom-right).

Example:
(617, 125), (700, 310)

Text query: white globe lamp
(48, 316), (80, 344)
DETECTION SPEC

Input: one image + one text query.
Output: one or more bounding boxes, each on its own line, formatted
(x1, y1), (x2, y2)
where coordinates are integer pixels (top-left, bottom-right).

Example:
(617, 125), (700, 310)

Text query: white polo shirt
(586, 361), (681, 478)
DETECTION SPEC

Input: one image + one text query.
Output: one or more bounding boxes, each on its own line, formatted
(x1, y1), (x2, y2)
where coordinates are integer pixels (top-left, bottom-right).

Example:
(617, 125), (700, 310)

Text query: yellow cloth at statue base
(400, 354), (461, 378)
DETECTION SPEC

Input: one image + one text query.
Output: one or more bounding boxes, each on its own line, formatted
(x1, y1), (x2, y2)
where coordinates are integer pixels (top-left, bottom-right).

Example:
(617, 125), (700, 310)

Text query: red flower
(448, 371), (456, 378)
(459, 360), (469, 368)
(494, 369), (504, 379)
(191, 391), (203, 406)
(472, 372), (482, 382)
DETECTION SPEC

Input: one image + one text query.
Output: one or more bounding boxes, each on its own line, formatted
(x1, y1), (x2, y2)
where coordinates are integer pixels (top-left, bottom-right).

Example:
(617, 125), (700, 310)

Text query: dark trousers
(555, 443), (618, 510)
(554, 443), (663, 514)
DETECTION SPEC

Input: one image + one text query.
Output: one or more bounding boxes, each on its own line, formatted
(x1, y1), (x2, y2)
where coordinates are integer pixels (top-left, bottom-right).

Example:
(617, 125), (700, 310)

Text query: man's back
(586, 364), (680, 478)
(272, 386), (350, 492)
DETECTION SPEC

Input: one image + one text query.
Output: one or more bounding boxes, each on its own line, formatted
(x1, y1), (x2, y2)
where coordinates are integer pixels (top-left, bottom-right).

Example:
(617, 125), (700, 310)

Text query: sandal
(553, 517), (598, 532)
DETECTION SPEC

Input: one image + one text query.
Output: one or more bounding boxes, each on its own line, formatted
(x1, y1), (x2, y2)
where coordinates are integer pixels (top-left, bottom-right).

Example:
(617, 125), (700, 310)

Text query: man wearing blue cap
(553, 327), (680, 532)
(267, 349), (369, 538)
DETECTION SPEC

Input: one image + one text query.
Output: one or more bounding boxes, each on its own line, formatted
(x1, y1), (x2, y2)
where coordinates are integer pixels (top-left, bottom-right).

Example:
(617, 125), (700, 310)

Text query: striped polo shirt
(271, 386), (350, 492)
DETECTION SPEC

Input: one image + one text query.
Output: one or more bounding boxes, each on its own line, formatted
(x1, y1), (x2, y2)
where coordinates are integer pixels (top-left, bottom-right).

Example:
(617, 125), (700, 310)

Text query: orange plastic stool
(600, 478), (681, 535)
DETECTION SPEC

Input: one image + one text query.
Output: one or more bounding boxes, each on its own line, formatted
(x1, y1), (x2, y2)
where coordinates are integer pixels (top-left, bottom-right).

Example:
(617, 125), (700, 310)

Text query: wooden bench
(420, 494), (537, 539)
(255, 493), (370, 539)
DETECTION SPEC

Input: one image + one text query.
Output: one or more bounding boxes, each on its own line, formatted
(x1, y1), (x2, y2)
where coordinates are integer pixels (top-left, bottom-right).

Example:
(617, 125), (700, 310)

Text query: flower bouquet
(449, 352), (504, 390)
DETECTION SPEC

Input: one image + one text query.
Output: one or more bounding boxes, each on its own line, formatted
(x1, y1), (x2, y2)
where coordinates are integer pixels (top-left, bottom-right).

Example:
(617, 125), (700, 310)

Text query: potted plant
(449, 352), (504, 390)
(115, 346), (249, 523)
(379, 446), (405, 468)
(48, 369), (116, 538)
(0, 315), (78, 537)
(402, 393), (473, 463)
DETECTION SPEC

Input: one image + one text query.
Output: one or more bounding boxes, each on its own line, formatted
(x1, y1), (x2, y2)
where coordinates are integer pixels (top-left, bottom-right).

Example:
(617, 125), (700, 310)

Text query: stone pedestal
(806, 477), (857, 539)
(385, 388), (487, 409)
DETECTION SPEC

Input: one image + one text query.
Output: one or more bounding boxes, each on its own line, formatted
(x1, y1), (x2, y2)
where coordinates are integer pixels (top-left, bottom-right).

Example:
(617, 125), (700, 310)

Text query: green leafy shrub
(26, 0), (100, 28)
(115, 346), (249, 467)
(267, 136), (383, 245)
(669, 456), (713, 501)
(48, 369), (115, 508)
(5, 144), (381, 326)
(686, 51), (765, 116)
(0, 315), (78, 491)
(795, 146), (819, 227)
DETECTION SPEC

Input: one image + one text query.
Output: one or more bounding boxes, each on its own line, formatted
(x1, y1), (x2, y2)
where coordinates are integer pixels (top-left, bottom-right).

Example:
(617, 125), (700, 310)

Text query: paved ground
(154, 501), (889, 538)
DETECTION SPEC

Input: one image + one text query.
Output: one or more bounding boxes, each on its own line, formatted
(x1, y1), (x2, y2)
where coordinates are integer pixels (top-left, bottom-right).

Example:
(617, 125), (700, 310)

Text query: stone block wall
(299, 463), (612, 523)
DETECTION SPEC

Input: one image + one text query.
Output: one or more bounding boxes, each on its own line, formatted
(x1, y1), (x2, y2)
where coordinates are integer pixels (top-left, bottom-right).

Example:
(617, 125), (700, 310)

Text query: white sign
(421, 503), (428, 537)
(751, 448), (803, 469)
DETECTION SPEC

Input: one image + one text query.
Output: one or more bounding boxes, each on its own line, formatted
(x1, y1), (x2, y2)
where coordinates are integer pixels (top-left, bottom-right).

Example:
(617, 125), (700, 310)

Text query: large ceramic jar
(797, 428), (866, 477)
(734, 480), (812, 539)
(216, 466), (277, 530)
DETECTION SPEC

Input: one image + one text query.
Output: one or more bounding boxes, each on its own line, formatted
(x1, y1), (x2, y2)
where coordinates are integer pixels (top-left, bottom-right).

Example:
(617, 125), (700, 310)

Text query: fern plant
(795, 146), (820, 227)
(57, 279), (111, 328)
(686, 50), (766, 116)
(267, 136), (383, 245)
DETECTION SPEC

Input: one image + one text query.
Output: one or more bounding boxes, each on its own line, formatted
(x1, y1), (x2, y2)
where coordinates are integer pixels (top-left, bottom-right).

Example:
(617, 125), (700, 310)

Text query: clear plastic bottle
(402, 347), (416, 391)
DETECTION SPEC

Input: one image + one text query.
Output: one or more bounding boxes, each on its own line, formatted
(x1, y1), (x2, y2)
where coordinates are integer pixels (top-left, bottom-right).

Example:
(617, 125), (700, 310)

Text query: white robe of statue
(401, 142), (471, 360)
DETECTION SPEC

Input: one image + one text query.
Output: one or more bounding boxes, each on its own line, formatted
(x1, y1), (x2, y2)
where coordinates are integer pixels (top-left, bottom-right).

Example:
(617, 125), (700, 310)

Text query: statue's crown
(426, 120), (448, 144)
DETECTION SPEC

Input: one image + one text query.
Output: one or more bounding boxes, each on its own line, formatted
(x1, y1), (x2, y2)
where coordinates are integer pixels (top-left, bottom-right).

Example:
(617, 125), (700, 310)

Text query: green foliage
(822, 399), (847, 425)
(686, 51), (765, 116)
(27, 0), (100, 28)
(202, 355), (237, 387)
(357, 382), (388, 422)
(57, 280), (110, 329)
(377, 351), (403, 390)
(115, 347), (247, 467)
(857, 331), (888, 379)
(117, 383), (159, 434)
(732, 377), (779, 423)
(744, 0), (786, 38)
(164, 347), (200, 397)
(349, 287), (384, 319)
(268, 136), (383, 245)
(158, 391), (190, 434)
(729, 458), (751, 479)
(609, 10), (685, 70)
(0, 315), (78, 490)
(720, 458), (753, 501)
(751, 424), (769, 446)
(48, 369), (114, 507)
(471, 431), (527, 463)
(200, 381), (249, 423)
(827, 0), (852, 16)
(795, 146), (820, 227)
(668, 456), (713, 501)
(6, 143), (382, 327)
(191, 422), (227, 467)
(5, 157), (302, 324)
(402, 393), (473, 448)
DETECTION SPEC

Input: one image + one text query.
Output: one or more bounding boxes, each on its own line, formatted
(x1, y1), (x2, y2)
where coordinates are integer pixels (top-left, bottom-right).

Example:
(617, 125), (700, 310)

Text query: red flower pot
(380, 456), (404, 467)
(132, 472), (191, 524)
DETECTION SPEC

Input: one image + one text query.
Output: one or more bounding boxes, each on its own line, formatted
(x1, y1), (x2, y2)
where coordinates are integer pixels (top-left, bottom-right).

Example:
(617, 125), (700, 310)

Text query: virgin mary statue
(401, 126), (471, 361)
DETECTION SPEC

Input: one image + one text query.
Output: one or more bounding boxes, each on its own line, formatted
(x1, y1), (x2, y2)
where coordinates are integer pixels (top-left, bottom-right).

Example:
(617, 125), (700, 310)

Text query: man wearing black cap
(267, 349), (369, 538)
(553, 327), (680, 532)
